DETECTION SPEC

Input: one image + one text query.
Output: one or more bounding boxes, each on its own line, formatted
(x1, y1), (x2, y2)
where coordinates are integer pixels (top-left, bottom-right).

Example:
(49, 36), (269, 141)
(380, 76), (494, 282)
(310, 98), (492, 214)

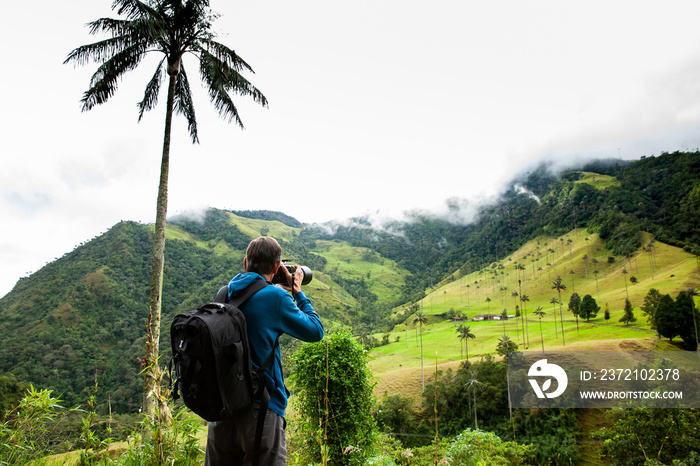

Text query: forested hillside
(0, 151), (699, 413)
(0, 210), (409, 410)
(312, 152), (700, 301)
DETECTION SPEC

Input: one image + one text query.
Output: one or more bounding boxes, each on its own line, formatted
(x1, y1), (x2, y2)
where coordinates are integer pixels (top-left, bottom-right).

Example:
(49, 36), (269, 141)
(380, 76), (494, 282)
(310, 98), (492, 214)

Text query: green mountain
(1, 151), (699, 412)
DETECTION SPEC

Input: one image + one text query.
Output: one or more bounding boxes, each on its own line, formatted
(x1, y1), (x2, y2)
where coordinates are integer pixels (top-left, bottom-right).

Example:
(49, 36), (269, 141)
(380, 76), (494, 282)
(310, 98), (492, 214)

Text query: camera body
(271, 262), (313, 286)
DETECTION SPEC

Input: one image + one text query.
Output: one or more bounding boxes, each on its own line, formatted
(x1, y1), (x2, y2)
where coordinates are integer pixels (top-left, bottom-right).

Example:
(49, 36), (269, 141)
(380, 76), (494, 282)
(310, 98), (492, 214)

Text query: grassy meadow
(369, 229), (699, 402)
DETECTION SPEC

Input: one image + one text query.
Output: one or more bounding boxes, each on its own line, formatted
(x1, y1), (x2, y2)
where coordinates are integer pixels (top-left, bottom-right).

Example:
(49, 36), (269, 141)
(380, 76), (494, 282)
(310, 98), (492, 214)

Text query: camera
(271, 261), (313, 286)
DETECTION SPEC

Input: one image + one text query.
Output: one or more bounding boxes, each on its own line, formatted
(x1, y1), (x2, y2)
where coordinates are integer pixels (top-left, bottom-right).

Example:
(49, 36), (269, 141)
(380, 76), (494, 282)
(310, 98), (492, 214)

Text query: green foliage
(425, 357), (508, 435)
(373, 394), (424, 448)
(578, 294), (600, 321)
(495, 335), (518, 357)
(77, 378), (113, 465)
(619, 298), (637, 326)
(445, 429), (533, 466)
(642, 288), (662, 327)
(505, 408), (580, 465)
(290, 331), (377, 466)
(170, 209), (251, 249)
(593, 408), (700, 466)
(402, 439), (450, 466)
(567, 292), (581, 318)
(656, 294), (684, 341)
(0, 381), (201, 465)
(423, 358), (581, 464)
(0, 385), (64, 465)
(0, 373), (28, 416)
(675, 290), (700, 351)
(114, 408), (203, 466)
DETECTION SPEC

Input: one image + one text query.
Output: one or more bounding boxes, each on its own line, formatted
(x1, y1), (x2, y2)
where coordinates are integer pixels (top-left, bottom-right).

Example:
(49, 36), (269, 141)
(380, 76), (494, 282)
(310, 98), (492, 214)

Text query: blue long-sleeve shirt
(227, 272), (324, 417)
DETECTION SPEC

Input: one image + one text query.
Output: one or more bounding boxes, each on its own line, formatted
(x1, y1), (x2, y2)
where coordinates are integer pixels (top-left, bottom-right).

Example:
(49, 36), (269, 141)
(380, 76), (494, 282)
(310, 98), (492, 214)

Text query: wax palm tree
(465, 283), (471, 316)
(65, 0), (268, 416)
(593, 269), (600, 297)
(458, 325), (476, 362)
(552, 276), (567, 346)
(413, 310), (428, 390)
(511, 290), (519, 309)
(549, 297), (559, 338)
(455, 324), (465, 359)
(496, 334), (518, 357)
(568, 269), (576, 293)
(520, 293), (530, 348)
(465, 371), (482, 430)
(533, 306), (546, 355)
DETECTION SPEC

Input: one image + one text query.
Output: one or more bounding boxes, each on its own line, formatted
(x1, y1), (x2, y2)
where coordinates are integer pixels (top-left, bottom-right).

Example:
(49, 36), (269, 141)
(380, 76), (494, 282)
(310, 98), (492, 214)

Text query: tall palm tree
(413, 310), (428, 390)
(552, 277), (567, 345)
(459, 325), (476, 362)
(520, 294), (530, 348)
(549, 297), (559, 338)
(533, 306), (546, 355)
(465, 283), (471, 316)
(593, 269), (600, 297)
(455, 324), (465, 359)
(66, 0), (268, 416)
(465, 371), (482, 430)
(568, 269), (576, 293)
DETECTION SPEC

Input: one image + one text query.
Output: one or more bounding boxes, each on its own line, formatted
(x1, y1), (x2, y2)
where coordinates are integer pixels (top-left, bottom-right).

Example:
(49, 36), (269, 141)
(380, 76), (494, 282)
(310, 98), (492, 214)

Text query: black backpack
(170, 280), (277, 463)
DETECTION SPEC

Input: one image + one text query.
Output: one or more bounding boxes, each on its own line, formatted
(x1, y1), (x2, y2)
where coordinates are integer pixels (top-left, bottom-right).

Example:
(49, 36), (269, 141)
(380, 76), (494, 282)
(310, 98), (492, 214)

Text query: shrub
(290, 330), (377, 466)
(0, 385), (64, 465)
(115, 408), (203, 466)
(593, 408), (700, 466)
(445, 429), (533, 466)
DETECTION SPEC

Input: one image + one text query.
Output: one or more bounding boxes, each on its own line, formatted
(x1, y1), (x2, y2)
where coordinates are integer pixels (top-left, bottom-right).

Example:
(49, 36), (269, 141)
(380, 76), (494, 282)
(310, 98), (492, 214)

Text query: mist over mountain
(0, 152), (698, 412)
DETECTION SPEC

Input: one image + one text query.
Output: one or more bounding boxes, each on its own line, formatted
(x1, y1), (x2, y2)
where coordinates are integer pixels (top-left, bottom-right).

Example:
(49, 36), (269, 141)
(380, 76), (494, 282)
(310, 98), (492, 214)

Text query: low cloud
(514, 184), (541, 203)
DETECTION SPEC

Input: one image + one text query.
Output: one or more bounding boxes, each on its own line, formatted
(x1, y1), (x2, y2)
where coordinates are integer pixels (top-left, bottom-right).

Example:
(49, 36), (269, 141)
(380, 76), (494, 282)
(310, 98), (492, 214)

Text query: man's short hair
(245, 237), (282, 275)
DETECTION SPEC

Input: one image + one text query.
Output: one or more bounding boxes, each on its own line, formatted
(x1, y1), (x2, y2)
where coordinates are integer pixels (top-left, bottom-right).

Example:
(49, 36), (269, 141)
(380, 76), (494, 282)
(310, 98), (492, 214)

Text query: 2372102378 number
(599, 368), (680, 381)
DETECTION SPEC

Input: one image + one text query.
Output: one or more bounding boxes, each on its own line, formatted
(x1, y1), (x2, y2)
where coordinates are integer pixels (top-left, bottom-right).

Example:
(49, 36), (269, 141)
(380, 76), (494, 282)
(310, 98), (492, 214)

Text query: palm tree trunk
(419, 325), (424, 391)
(558, 291), (566, 346)
(144, 73), (176, 417)
(539, 321), (544, 355)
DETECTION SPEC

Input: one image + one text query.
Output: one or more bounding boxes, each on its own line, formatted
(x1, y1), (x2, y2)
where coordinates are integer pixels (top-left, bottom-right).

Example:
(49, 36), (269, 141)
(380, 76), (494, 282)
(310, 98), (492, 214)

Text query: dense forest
(1, 151), (699, 414)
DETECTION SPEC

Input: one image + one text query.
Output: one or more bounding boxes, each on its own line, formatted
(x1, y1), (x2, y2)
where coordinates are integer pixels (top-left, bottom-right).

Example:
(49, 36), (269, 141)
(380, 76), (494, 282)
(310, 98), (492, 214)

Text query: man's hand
(281, 265), (303, 295)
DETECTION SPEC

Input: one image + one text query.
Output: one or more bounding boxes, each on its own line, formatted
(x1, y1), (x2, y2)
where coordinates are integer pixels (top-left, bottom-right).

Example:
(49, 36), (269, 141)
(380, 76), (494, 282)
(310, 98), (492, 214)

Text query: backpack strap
(215, 278), (268, 305)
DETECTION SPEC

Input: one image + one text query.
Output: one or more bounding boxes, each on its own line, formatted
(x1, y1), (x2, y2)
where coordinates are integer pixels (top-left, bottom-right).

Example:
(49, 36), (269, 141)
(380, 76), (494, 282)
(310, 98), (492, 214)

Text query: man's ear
(272, 261), (281, 274)
(243, 257), (249, 271)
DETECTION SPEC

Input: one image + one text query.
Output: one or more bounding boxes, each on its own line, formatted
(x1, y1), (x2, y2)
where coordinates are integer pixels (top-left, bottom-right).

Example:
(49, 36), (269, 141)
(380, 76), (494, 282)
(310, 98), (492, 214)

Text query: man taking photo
(205, 236), (324, 466)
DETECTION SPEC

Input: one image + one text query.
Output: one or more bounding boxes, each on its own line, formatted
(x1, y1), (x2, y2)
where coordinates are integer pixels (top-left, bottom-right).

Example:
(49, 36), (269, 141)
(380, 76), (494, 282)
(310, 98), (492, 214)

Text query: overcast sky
(3, 0), (700, 297)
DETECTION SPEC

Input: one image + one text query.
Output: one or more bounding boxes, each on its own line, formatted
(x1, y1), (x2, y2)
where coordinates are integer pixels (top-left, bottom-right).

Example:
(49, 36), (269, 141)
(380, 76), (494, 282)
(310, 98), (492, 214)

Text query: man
(205, 236), (324, 465)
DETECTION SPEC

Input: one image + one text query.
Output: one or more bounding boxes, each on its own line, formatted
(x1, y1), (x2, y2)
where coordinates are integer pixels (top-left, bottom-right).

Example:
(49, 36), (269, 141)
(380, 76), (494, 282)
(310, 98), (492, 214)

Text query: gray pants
(204, 405), (287, 466)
